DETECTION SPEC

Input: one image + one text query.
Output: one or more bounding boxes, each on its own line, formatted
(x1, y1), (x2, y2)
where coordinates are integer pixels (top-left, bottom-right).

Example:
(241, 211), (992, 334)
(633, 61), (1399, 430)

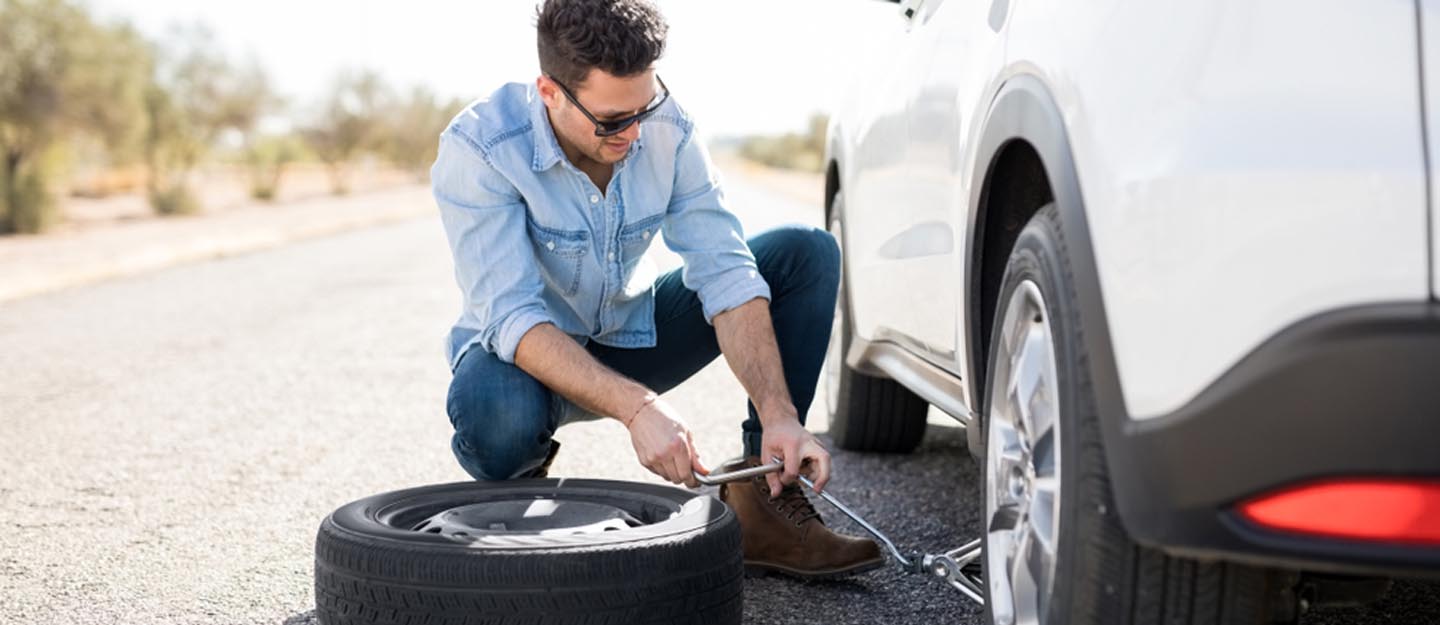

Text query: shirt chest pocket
(527, 217), (589, 296)
(618, 213), (665, 265)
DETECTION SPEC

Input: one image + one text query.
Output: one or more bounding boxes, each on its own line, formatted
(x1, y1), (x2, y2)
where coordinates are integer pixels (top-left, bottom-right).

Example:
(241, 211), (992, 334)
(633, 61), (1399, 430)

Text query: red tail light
(1238, 478), (1440, 546)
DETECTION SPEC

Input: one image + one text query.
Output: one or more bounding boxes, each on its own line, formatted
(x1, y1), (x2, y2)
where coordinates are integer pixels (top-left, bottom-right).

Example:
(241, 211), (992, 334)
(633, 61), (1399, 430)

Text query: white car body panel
(842, 0), (1007, 396)
(836, 0), (1430, 420)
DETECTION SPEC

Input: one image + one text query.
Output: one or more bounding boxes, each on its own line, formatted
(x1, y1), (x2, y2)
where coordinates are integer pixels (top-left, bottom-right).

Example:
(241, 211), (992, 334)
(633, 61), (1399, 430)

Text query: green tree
(215, 59), (279, 143)
(244, 133), (302, 202)
(144, 24), (247, 215)
(211, 60), (293, 201)
(0, 0), (149, 233)
(379, 86), (462, 181)
(301, 70), (390, 195)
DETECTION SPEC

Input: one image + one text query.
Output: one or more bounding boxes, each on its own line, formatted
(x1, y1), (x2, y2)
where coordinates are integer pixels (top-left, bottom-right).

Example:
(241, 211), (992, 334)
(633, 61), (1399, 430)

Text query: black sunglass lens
(596, 118), (637, 137)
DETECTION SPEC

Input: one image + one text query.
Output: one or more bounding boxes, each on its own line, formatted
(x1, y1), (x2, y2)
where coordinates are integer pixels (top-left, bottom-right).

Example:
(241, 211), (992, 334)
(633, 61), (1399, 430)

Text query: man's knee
(450, 422), (551, 480)
(449, 397), (553, 480)
(753, 225), (840, 289)
(446, 350), (554, 480)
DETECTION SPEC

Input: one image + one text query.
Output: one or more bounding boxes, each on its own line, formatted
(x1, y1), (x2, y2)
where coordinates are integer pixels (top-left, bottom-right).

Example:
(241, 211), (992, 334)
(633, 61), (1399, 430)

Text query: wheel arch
(963, 75), (1130, 485)
(970, 139), (1053, 411)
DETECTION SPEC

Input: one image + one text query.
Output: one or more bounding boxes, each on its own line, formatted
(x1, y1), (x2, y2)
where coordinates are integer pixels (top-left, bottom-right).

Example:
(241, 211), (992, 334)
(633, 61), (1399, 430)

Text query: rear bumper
(1106, 303), (1440, 577)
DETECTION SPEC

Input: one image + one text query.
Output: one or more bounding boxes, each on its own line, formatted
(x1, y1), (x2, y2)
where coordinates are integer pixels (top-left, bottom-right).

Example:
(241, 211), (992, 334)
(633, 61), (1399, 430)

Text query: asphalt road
(2, 167), (1436, 625)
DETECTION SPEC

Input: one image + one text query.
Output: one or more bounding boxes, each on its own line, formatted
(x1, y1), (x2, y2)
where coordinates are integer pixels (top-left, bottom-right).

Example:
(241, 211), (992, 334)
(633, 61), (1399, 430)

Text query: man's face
(538, 68), (658, 167)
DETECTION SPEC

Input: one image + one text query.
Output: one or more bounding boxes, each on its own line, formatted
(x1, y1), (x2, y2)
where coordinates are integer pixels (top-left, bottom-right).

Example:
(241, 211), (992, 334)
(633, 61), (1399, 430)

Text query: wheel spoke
(1001, 301), (1030, 357)
(1027, 523), (1055, 621)
(1012, 325), (1053, 439)
(1009, 525), (1042, 625)
(1030, 477), (1059, 551)
(1025, 382), (1057, 456)
(1031, 475), (1060, 501)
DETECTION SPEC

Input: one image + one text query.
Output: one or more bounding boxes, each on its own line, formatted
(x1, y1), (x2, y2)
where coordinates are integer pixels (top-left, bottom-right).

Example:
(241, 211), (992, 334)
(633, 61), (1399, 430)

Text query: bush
(2, 168), (58, 234)
(376, 87), (463, 181)
(0, 0), (150, 234)
(301, 71), (389, 195)
(737, 113), (828, 173)
(148, 185), (200, 216)
(245, 134), (301, 202)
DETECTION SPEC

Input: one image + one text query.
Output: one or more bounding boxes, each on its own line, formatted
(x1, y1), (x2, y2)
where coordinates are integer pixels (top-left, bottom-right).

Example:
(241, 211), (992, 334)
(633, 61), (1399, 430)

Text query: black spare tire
(314, 479), (743, 625)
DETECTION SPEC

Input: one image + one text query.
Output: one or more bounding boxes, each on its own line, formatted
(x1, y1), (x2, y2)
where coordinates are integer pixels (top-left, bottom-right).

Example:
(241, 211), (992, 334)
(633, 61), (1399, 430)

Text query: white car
(823, 0), (1440, 623)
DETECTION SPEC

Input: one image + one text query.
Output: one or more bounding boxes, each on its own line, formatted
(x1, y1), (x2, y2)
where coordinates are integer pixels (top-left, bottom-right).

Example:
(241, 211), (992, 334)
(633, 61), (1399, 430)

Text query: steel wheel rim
(411, 499), (647, 540)
(825, 216), (845, 413)
(985, 280), (1062, 625)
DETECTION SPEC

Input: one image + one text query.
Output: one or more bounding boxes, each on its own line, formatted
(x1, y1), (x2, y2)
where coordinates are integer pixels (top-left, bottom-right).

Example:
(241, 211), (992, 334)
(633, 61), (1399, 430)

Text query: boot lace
(765, 480), (822, 526)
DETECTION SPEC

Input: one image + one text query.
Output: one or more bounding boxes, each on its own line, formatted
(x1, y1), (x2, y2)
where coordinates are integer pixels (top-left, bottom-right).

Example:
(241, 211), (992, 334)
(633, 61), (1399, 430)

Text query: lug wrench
(695, 458), (985, 605)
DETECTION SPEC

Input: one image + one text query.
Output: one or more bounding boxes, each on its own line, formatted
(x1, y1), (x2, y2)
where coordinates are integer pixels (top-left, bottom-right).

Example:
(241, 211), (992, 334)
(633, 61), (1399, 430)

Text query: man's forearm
(713, 297), (796, 426)
(513, 323), (653, 424)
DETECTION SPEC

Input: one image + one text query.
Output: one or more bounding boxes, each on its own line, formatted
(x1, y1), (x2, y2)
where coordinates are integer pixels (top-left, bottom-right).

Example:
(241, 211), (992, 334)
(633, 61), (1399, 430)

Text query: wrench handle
(692, 460), (784, 486)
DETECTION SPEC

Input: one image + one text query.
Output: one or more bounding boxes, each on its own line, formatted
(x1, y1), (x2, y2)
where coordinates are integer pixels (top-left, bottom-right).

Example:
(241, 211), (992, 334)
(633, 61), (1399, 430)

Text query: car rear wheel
(824, 191), (929, 453)
(981, 203), (1295, 625)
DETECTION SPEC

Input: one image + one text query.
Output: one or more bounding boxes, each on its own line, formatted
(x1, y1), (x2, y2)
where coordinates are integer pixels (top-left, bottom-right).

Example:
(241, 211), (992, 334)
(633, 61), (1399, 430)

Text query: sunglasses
(549, 74), (670, 137)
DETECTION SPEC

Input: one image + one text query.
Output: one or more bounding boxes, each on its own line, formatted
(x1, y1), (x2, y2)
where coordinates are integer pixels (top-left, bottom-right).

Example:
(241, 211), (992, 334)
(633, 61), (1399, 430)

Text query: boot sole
(743, 557), (886, 581)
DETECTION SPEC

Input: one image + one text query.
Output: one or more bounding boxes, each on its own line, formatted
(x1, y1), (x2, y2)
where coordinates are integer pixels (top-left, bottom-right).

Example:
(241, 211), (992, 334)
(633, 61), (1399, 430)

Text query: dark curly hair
(536, 0), (668, 87)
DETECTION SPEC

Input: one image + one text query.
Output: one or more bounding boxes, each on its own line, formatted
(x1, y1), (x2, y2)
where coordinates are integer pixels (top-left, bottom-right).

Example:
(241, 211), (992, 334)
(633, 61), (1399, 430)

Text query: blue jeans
(445, 224), (841, 480)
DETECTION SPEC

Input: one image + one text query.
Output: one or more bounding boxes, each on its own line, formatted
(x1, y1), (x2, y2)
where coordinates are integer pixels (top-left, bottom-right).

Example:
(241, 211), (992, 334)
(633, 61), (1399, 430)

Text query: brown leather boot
(717, 456), (885, 579)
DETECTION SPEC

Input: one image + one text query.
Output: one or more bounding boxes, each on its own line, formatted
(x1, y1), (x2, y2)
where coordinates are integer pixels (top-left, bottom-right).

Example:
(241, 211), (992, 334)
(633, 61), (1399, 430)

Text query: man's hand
(710, 299), (831, 496)
(760, 417), (831, 497)
(627, 397), (709, 488)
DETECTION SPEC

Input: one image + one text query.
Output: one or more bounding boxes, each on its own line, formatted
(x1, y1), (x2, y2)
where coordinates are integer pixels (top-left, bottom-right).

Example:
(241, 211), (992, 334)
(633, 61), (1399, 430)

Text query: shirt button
(546, 241), (555, 251)
(641, 230), (650, 240)
(589, 194), (600, 204)
(607, 252), (616, 261)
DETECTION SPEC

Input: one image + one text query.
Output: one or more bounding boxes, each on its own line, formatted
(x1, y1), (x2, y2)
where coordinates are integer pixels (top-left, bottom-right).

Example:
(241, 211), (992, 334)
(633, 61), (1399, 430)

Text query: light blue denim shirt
(432, 82), (771, 369)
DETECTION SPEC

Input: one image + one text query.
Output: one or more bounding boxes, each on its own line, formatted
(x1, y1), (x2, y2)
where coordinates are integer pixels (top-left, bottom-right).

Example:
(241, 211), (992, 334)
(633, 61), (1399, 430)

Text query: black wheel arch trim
(967, 74), (1440, 577)
(965, 74), (1124, 465)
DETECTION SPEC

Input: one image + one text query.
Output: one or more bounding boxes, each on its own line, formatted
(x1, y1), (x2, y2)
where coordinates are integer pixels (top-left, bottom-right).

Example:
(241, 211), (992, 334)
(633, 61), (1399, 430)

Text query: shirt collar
(530, 85), (564, 172)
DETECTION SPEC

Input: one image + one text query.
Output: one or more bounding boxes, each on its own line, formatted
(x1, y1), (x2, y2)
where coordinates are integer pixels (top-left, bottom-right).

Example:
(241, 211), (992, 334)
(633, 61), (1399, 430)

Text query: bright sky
(87, 0), (900, 137)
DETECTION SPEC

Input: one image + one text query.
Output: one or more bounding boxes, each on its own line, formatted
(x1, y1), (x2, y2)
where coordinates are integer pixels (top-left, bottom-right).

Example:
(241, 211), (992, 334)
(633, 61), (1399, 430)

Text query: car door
(850, 0), (1009, 382)
(843, 2), (924, 348)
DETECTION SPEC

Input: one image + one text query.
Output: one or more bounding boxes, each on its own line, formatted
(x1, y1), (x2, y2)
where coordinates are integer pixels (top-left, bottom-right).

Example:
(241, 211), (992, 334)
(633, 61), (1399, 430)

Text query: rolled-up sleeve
(432, 131), (550, 363)
(662, 126), (772, 323)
